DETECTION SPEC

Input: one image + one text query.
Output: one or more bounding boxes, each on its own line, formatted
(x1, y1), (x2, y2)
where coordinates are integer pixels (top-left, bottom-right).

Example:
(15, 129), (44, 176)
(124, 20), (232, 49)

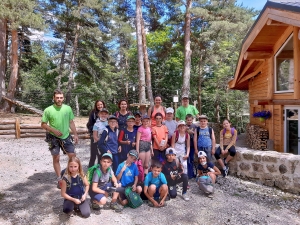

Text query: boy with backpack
(98, 115), (120, 173)
(116, 150), (143, 206)
(194, 115), (216, 162)
(162, 148), (189, 201)
(88, 153), (123, 212)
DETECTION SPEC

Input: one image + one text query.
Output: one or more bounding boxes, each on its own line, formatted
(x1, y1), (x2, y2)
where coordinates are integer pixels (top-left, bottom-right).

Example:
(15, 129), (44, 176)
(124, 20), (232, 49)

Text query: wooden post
(15, 117), (20, 139)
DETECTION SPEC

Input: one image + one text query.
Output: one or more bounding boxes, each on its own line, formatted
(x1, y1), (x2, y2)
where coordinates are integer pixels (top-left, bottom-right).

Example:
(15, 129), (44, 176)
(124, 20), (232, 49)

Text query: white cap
(166, 107), (174, 114)
(198, 151), (207, 158)
(177, 120), (186, 126)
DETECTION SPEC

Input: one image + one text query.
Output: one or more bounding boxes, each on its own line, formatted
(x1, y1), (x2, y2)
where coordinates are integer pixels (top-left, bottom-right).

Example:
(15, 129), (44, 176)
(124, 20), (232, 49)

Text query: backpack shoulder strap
(231, 128), (235, 136)
(222, 128), (226, 136)
(209, 127), (212, 139)
(62, 176), (71, 189)
(175, 130), (179, 143)
(116, 111), (120, 118)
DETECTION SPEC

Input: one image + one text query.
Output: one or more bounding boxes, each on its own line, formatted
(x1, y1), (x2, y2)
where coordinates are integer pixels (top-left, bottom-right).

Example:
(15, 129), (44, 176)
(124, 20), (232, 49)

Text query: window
(275, 34), (294, 92)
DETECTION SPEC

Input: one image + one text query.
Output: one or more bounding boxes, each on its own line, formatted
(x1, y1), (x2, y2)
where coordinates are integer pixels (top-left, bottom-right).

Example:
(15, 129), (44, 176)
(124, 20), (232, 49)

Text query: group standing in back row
(41, 90), (237, 217)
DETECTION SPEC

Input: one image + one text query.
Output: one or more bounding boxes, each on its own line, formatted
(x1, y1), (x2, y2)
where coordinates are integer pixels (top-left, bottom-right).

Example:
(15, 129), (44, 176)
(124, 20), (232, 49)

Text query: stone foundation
(228, 147), (300, 194)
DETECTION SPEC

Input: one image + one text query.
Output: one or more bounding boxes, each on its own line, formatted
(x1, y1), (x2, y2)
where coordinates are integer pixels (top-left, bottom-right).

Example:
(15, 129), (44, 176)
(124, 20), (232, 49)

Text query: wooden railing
(0, 118), (89, 139)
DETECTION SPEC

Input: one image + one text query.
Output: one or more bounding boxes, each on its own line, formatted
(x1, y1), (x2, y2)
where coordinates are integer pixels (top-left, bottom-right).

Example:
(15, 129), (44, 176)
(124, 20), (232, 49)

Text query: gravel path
(0, 138), (300, 225)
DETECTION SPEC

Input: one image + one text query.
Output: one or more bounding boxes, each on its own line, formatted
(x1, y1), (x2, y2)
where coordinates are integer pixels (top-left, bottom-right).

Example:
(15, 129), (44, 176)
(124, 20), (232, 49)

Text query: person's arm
(61, 179), (81, 204)
(69, 120), (78, 144)
(81, 176), (89, 202)
(111, 174), (118, 187)
(220, 130), (224, 151)
(92, 182), (106, 194)
(41, 122), (63, 137)
(210, 129), (216, 155)
(225, 129), (237, 151)
(184, 134), (190, 159)
(212, 165), (221, 176)
(136, 131), (141, 154)
(116, 162), (127, 181)
(143, 185), (159, 207)
(93, 130), (99, 142)
(152, 128), (160, 148)
(171, 133), (176, 148)
(158, 174), (168, 206)
(194, 129), (198, 155)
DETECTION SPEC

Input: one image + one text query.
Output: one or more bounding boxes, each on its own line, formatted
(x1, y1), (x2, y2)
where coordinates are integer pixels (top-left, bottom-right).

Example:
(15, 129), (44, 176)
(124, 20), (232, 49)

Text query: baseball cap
(99, 108), (109, 113)
(165, 147), (176, 155)
(129, 149), (139, 158)
(166, 107), (174, 114)
(198, 115), (208, 120)
(177, 120), (186, 126)
(108, 115), (118, 121)
(102, 152), (113, 160)
(142, 115), (150, 120)
(198, 151), (207, 158)
(127, 115), (135, 121)
(134, 112), (142, 117)
(181, 94), (189, 99)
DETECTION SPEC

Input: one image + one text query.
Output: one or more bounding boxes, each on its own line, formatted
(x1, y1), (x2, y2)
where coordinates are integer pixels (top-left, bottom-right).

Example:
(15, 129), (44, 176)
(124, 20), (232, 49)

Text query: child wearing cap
(98, 115), (120, 173)
(118, 116), (137, 163)
(115, 150), (142, 206)
(136, 115), (153, 175)
(164, 107), (177, 146)
(144, 161), (168, 207)
(89, 153), (123, 212)
(171, 120), (190, 174)
(162, 148), (189, 201)
(196, 151), (221, 198)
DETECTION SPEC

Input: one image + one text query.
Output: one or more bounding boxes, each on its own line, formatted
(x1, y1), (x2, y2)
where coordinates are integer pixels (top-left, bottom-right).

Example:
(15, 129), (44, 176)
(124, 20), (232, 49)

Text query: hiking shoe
(223, 157), (227, 166)
(182, 194), (190, 201)
(92, 202), (101, 211)
(223, 166), (229, 177)
(110, 202), (123, 212)
(148, 201), (155, 207)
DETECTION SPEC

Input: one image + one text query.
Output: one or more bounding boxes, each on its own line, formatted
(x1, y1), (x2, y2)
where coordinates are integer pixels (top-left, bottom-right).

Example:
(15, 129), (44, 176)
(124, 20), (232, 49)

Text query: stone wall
(228, 148), (300, 194)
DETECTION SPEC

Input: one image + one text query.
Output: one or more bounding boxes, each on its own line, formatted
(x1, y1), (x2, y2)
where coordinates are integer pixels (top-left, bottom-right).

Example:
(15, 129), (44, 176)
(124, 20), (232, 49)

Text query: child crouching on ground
(61, 157), (90, 218)
(162, 148), (189, 201)
(89, 153), (123, 212)
(116, 150), (142, 206)
(196, 151), (221, 198)
(144, 161), (168, 207)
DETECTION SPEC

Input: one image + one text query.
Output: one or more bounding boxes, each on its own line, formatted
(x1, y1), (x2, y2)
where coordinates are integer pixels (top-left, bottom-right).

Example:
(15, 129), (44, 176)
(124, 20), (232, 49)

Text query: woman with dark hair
(86, 100), (106, 167)
(113, 99), (132, 131)
(148, 95), (166, 127)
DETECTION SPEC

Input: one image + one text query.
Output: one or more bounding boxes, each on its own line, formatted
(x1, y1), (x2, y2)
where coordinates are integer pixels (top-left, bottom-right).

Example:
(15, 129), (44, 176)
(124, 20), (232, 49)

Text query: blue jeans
(112, 153), (119, 174)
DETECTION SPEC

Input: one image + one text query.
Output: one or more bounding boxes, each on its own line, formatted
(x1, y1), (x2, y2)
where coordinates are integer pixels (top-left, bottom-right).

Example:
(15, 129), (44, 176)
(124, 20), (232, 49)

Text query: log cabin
(229, 0), (300, 154)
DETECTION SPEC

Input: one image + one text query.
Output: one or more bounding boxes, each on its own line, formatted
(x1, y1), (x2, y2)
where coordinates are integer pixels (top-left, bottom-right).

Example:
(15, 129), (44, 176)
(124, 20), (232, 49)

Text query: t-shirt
(118, 129), (137, 155)
(152, 125), (168, 149)
(165, 120), (177, 139)
(144, 172), (167, 188)
(174, 133), (186, 156)
(41, 104), (74, 139)
(162, 160), (182, 185)
(150, 106), (166, 127)
(175, 105), (199, 121)
(197, 162), (215, 174)
(138, 126), (152, 142)
(197, 126), (212, 148)
(186, 123), (197, 148)
(92, 119), (108, 133)
(64, 175), (84, 197)
(114, 111), (132, 131)
(92, 165), (114, 188)
(116, 161), (139, 187)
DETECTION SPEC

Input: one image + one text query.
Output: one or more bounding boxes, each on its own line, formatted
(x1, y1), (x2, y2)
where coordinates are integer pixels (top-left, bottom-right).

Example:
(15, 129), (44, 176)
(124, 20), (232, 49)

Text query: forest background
(0, 0), (259, 131)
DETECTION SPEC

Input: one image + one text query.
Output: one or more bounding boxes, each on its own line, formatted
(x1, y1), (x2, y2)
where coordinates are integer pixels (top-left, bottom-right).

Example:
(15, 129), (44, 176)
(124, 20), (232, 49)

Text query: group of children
(60, 104), (238, 217)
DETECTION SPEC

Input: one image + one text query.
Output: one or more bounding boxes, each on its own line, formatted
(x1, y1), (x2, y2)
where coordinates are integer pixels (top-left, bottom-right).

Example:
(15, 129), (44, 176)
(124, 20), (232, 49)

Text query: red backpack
(175, 130), (189, 143)
(135, 159), (144, 183)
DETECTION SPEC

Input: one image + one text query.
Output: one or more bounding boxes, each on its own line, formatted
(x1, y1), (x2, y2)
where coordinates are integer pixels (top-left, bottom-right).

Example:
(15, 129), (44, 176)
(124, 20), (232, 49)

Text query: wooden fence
(0, 118), (90, 139)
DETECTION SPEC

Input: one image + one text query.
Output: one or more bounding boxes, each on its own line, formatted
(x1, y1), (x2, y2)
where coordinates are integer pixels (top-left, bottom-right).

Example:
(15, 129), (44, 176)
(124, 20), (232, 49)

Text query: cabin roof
(229, 0), (300, 90)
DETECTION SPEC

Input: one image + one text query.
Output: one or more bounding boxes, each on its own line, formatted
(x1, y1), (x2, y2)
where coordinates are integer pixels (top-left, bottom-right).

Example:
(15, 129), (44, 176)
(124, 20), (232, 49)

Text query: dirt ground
(0, 113), (300, 225)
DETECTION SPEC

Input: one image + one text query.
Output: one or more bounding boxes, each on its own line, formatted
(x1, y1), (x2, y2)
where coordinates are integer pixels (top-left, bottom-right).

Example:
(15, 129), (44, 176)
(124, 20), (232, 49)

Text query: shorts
(47, 133), (75, 156)
(139, 140), (151, 152)
(93, 183), (113, 202)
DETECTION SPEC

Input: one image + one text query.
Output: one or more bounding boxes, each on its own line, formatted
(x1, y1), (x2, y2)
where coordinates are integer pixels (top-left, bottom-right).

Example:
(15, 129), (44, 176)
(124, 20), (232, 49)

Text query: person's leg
(136, 185), (142, 194)
(112, 153), (119, 173)
(139, 151), (146, 172)
(78, 200), (91, 218)
(88, 137), (98, 167)
(147, 184), (157, 198)
(152, 149), (159, 161)
(225, 146), (236, 164)
(177, 173), (188, 195)
(209, 173), (217, 184)
(181, 156), (188, 175)
(214, 146), (225, 168)
(168, 184), (177, 198)
(52, 155), (61, 178)
(187, 146), (195, 178)
(159, 184), (168, 201)
(63, 199), (74, 214)
(144, 151), (151, 174)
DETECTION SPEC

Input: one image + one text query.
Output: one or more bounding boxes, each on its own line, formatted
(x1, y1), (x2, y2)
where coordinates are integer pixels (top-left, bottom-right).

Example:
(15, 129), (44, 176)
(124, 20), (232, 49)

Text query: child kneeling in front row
(144, 161), (168, 207)
(196, 151), (221, 198)
(89, 153), (123, 212)
(116, 149), (143, 206)
(61, 157), (90, 218)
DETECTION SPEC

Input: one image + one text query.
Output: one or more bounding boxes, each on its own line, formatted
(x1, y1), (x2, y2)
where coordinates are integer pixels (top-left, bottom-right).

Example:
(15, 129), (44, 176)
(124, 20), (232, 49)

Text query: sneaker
(148, 201), (154, 207)
(207, 194), (214, 198)
(92, 202), (101, 211)
(182, 193), (190, 201)
(110, 202), (123, 212)
(223, 166), (229, 177)
(223, 157), (227, 166)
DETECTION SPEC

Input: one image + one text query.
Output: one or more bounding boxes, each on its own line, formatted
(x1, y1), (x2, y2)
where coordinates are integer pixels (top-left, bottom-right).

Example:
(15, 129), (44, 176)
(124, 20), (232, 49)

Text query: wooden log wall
(246, 124), (269, 150)
(0, 118), (89, 139)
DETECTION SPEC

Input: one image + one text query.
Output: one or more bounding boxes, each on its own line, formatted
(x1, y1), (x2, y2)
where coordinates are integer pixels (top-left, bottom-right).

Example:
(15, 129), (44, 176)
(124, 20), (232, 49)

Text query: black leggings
(63, 199), (90, 218)
(214, 145), (236, 160)
(88, 136), (101, 167)
(167, 173), (188, 198)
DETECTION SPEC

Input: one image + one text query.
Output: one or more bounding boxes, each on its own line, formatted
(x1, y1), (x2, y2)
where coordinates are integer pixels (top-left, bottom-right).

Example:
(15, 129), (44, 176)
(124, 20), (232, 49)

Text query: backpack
(62, 175), (85, 197)
(135, 159), (145, 183)
(222, 128), (238, 141)
(86, 164), (111, 185)
(100, 128), (119, 143)
(125, 187), (144, 208)
(175, 130), (189, 144)
(196, 127), (212, 139)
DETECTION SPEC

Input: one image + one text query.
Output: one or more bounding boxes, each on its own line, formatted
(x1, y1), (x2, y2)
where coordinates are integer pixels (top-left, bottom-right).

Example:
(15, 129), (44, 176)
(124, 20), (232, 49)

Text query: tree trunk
(136, 0), (146, 104)
(66, 22), (80, 104)
(182, 0), (192, 96)
(4, 29), (19, 112)
(58, 34), (69, 90)
(141, 16), (153, 105)
(197, 54), (203, 115)
(75, 94), (79, 116)
(0, 19), (7, 105)
(215, 101), (220, 123)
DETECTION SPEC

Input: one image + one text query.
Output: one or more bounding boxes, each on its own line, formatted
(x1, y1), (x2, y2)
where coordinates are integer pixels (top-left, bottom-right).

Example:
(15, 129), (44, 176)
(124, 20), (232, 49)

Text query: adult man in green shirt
(175, 94), (200, 121)
(41, 90), (78, 188)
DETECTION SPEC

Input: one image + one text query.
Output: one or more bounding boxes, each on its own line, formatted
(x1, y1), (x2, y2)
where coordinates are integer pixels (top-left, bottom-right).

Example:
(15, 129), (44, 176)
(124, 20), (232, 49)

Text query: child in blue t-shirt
(196, 151), (221, 198)
(116, 150), (142, 206)
(144, 161), (168, 207)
